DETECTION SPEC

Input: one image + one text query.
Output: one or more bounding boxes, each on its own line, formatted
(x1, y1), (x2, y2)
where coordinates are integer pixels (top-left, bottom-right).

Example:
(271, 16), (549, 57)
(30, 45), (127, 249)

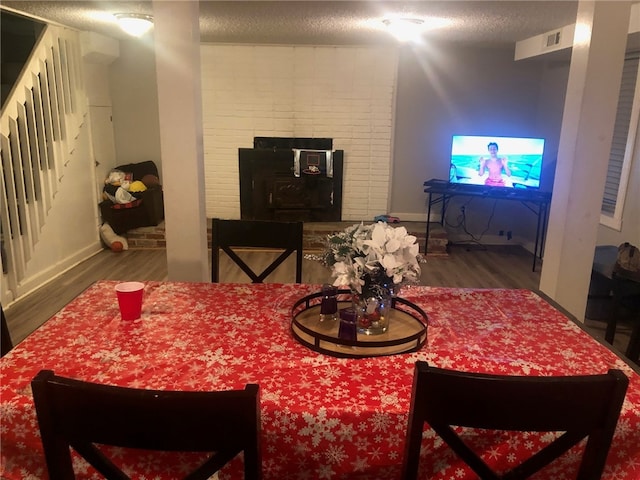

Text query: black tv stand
(423, 179), (552, 272)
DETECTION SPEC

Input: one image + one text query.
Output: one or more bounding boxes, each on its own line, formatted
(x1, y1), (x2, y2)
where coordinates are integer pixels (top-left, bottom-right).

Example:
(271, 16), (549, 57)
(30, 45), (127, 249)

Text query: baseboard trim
(6, 242), (103, 308)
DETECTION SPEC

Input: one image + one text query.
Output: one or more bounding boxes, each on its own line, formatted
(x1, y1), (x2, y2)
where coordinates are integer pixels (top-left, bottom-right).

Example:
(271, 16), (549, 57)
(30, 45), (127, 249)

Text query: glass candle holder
(338, 307), (357, 341)
(319, 284), (338, 322)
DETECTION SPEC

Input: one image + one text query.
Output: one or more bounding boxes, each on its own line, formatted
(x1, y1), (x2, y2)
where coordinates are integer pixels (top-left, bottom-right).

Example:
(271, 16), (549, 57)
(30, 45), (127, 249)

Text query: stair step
(124, 220), (449, 256)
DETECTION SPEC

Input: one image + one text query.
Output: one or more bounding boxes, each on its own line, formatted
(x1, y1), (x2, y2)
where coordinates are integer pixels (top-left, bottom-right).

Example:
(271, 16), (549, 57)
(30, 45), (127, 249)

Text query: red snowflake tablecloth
(1, 281), (639, 479)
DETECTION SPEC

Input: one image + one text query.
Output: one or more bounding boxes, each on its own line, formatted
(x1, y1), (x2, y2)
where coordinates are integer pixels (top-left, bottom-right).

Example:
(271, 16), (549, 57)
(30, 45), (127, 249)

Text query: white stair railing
(0, 23), (86, 301)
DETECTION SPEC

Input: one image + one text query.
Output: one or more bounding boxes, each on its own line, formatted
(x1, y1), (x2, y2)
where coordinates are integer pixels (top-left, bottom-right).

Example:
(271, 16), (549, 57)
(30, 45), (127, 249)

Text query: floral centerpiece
(321, 222), (422, 334)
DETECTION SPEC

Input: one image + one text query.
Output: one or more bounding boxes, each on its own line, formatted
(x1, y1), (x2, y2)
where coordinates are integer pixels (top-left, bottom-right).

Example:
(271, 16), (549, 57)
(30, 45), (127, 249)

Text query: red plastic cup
(115, 282), (145, 320)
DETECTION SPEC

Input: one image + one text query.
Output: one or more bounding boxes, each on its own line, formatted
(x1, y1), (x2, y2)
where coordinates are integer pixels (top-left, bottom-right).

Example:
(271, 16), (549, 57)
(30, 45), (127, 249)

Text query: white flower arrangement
(322, 222), (422, 294)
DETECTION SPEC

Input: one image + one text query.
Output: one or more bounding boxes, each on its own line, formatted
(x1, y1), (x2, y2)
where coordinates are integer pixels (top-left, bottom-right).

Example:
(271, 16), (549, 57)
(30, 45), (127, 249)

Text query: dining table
(1, 280), (640, 479)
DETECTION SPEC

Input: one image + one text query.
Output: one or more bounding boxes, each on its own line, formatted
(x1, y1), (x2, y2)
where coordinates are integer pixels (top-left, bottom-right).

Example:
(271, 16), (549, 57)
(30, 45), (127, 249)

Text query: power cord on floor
(445, 198), (498, 246)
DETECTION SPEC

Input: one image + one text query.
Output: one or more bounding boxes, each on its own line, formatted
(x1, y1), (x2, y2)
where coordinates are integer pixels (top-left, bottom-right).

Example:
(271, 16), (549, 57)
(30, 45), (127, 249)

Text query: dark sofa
(99, 160), (164, 235)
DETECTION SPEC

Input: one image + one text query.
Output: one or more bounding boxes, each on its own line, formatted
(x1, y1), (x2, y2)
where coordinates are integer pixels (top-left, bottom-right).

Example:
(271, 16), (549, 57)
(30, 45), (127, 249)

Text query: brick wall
(125, 221), (448, 255)
(200, 45), (399, 221)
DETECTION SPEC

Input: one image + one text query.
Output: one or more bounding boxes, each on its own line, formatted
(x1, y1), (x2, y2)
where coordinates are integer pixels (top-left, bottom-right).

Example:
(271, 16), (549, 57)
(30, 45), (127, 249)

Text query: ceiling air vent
(545, 30), (561, 48)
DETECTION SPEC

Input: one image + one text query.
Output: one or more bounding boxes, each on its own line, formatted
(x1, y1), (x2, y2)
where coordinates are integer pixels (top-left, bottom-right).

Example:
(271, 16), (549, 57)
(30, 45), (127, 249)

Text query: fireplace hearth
(239, 138), (343, 222)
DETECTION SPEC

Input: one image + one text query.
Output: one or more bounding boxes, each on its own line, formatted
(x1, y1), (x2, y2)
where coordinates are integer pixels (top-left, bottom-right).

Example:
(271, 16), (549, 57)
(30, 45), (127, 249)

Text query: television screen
(449, 135), (545, 189)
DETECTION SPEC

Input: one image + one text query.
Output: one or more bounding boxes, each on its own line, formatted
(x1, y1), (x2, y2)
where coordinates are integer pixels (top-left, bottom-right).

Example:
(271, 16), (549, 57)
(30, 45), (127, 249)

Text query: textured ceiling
(2, 1), (583, 48)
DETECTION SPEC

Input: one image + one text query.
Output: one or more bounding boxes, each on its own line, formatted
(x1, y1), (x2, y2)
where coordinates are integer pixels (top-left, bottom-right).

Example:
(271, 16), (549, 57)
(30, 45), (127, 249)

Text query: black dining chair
(211, 218), (303, 283)
(1, 304), (13, 357)
(402, 361), (628, 480)
(604, 273), (640, 364)
(31, 370), (262, 479)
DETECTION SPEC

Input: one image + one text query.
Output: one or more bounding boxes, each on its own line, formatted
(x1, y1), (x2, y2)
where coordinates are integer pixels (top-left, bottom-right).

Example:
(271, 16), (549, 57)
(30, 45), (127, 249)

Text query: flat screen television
(449, 135), (545, 190)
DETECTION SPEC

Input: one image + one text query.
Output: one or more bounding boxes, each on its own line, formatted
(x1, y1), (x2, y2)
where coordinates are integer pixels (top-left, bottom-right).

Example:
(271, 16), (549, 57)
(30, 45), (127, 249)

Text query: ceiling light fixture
(382, 17), (425, 43)
(114, 13), (154, 37)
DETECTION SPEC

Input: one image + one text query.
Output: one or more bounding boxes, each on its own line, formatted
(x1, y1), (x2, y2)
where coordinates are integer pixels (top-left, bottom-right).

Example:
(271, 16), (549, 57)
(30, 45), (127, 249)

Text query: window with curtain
(600, 51), (640, 230)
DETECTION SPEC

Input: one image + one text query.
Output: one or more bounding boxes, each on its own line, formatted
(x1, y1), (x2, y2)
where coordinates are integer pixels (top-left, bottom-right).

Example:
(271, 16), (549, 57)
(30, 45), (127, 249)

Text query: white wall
(81, 31), (119, 195)
(109, 37), (162, 169)
(533, 59), (572, 192)
(391, 43), (552, 242)
(84, 60), (117, 199)
(200, 44), (399, 221)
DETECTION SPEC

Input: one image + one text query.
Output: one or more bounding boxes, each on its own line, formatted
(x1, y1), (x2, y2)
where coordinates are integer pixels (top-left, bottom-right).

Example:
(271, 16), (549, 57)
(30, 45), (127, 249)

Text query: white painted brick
(201, 45), (398, 219)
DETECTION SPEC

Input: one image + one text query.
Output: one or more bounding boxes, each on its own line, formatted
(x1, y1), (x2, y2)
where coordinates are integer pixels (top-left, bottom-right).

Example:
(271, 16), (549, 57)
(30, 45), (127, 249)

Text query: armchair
(99, 160), (164, 235)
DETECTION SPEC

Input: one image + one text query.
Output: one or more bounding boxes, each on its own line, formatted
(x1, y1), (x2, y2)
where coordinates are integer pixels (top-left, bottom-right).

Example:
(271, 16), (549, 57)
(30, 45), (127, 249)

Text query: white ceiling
(2, 1), (583, 49)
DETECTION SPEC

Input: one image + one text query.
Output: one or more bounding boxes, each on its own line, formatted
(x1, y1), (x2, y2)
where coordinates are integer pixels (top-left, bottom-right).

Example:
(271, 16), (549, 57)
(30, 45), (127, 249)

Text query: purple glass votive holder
(320, 284), (338, 322)
(338, 307), (357, 341)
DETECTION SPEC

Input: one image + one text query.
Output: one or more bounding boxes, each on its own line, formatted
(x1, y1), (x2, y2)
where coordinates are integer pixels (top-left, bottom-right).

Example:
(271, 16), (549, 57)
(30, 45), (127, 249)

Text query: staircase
(1, 11), (44, 109)
(0, 11), (88, 304)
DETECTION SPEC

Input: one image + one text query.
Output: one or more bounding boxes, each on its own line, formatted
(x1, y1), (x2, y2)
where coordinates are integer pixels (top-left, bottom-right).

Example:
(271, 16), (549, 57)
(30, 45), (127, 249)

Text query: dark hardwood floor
(2, 244), (634, 366)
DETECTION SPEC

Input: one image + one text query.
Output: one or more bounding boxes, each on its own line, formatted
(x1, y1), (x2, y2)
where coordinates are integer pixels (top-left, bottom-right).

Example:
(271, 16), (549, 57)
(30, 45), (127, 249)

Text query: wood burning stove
(239, 138), (343, 222)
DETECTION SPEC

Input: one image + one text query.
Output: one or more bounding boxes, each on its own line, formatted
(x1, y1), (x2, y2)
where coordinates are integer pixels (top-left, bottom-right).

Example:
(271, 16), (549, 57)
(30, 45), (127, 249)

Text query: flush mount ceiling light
(114, 13), (154, 37)
(382, 17), (425, 43)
